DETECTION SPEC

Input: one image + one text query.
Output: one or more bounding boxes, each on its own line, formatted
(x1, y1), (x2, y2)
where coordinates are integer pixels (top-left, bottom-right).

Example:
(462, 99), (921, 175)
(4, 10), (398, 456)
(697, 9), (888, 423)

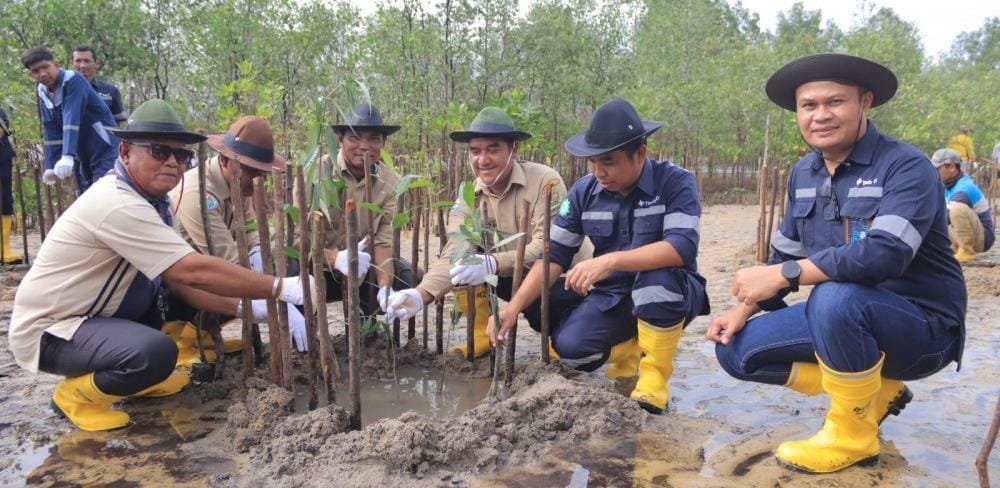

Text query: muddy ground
(0, 204), (997, 487)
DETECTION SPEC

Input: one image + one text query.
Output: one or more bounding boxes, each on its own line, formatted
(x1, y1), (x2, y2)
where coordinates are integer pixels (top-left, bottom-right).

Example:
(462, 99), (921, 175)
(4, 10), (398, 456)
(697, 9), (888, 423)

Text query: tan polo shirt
(169, 155), (260, 263)
(419, 160), (594, 299)
(303, 151), (400, 253)
(9, 174), (195, 372)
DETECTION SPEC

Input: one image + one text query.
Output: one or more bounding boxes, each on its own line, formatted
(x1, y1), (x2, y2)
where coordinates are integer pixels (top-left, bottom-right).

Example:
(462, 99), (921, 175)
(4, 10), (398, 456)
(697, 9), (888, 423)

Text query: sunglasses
(129, 142), (194, 165)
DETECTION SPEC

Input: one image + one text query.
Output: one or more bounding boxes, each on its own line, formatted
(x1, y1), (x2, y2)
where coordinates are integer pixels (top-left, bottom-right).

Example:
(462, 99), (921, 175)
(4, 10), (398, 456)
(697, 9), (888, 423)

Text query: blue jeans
(715, 282), (962, 385)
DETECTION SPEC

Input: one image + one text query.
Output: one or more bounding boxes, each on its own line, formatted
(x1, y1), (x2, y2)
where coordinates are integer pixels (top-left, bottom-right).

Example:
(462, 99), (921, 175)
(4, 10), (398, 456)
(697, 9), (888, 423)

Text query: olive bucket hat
(449, 106), (532, 143)
(106, 99), (206, 144)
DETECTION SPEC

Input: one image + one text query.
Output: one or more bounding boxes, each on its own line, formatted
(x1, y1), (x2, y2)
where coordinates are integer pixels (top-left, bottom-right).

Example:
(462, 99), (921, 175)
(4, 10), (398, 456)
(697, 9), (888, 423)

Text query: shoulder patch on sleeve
(206, 194), (219, 211)
(558, 197), (571, 217)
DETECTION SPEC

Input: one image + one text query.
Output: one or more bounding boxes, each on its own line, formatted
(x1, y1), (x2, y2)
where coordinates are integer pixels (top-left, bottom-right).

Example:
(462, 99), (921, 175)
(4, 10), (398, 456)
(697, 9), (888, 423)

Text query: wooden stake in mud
(976, 393), (1000, 488)
(507, 200), (531, 385)
(194, 131), (212, 365)
(391, 191), (404, 346)
(227, 157), (256, 380)
(778, 168), (787, 221)
(435, 207), (446, 354)
(42, 169), (55, 236)
(408, 189), (422, 341)
(295, 167), (319, 410)
(422, 205), (431, 349)
(272, 172), (293, 389)
(15, 167), (30, 265)
(253, 177), (283, 384)
(311, 212), (341, 402)
(764, 164), (779, 263)
(31, 162), (46, 242)
(479, 200), (498, 376)
(756, 163), (769, 263)
(345, 199), (363, 430)
(541, 180), (556, 364)
(362, 153), (377, 322)
(0, 176), (6, 264)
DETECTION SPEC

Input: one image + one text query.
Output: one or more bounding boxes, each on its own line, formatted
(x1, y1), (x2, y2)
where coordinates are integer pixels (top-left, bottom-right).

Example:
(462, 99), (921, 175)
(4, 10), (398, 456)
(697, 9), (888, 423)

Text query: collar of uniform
(589, 158), (656, 197)
(37, 69), (72, 110)
(809, 120), (879, 171)
(337, 149), (381, 182)
(206, 155), (231, 200)
(475, 159), (526, 197)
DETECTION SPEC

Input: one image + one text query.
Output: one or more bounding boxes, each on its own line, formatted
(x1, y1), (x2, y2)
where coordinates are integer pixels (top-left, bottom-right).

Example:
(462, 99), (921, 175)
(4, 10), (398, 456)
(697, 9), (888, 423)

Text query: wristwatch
(781, 261), (801, 293)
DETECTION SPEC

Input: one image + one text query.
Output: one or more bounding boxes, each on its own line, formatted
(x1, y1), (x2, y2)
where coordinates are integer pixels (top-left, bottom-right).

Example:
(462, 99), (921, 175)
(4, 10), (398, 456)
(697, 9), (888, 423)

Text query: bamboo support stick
(465, 284), (476, 362)
(422, 205), (430, 349)
(194, 131), (211, 364)
(227, 158), (256, 380)
(479, 200), (498, 377)
(295, 167), (319, 410)
(346, 199), (363, 430)
(312, 212), (340, 401)
(507, 200), (531, 385)
(15, 166), (30, 265)
(253, 177), (283, 384)
(43, 172), (55, 236)
(764, 164), (779, 262)
(541, 180), (556, 364)
(757, 163), (769, 263)
(408, 190), (422, 341)
(273, 172), (293, 389)
(32, 162), (46, 242)
(362, 153), (377, 323)
(435, 207), (446, 354)
(54, 179), (65, 216)
(391, 192), (404, 346)
(976, 394), (1000, 488)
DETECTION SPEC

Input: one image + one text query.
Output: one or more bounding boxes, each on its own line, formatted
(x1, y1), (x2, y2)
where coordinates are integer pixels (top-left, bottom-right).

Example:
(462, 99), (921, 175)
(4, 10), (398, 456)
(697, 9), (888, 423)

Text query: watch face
(782, 261), (800, 280)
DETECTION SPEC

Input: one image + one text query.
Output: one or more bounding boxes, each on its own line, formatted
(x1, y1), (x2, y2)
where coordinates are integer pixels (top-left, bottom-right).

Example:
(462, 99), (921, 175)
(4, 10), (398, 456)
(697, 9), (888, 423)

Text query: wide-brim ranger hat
(564, 98), (662, 158)
(331, 102), (401, 136)
(206, 116), (287, 172)
(765, 53), (898, 112)
(106, 99), (206, 144)
(449, 106), (532, 143)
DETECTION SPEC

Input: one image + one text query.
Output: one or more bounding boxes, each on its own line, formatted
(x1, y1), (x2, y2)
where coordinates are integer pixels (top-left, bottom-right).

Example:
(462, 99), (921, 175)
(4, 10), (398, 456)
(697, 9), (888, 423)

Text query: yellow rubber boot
(171, 322), (216, 367)
(182, 321), (242, 355)
(605, 337), (640, 379)
(51, 373), (132, 432)
(548, 340), (559, 360)
(785, 362), (823, 396)
(630, 320), (683, 414)
(874, 378), (912, 425)
(449, 286), (491, 358)
(1, 215), (23, 264)
(775, 353), (884, 473)
(131, 372), (191, 398)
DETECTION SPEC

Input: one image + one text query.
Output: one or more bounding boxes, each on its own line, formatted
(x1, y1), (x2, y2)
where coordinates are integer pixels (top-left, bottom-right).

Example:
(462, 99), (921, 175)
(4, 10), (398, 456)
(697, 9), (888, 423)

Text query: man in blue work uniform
(709, 54), (966, 474)
(72, 46), (128, 125)
(930, 147), (995, 261)
(490, 98), (709, 415)
(21, 46), (119, 193)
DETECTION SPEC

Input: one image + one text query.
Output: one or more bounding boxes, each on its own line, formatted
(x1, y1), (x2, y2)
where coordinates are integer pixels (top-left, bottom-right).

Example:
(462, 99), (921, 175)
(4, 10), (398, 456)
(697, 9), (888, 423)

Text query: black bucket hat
(564, 99), (662, 158)
(765, 53), (898, 112)
(449, 106), (532, 143)
(331, 102), (401, 136)
(107, 99), (206, 144)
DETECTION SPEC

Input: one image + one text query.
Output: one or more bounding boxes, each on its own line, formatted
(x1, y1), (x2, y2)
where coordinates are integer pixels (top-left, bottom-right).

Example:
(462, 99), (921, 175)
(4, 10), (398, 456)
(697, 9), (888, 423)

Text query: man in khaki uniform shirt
(8, 100), (306, 432)
(383, 107), (592, 357)
(171, 116), (308, 354)
(306, 102), (419, 318)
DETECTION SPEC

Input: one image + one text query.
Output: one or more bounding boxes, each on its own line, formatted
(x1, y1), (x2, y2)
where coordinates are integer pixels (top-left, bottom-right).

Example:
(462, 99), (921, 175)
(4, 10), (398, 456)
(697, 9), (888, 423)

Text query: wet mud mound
(246, 364), (646, 486)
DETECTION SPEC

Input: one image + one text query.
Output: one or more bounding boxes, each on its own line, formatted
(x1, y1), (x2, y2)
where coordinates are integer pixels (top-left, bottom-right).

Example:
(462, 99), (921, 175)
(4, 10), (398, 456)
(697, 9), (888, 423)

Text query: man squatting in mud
(381, 106), (593, 357)
(709, 53), (967, 473)
(8, 99), (307, 431)
(490, 98), (710, 415)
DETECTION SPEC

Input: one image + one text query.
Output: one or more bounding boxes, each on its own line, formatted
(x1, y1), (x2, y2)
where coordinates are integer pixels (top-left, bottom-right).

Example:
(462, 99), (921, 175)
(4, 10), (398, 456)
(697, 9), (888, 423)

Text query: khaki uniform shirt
(419, 160), (593, 299)
(304, 151), (400, 253)
(10, 175), (195, 372)
(169, 155), (260, 263)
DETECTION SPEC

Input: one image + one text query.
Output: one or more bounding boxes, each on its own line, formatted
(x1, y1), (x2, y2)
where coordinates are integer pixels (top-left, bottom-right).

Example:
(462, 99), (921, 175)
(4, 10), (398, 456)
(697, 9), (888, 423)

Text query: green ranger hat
(106, 99), (206, 144)
(449, 106), (532, 143)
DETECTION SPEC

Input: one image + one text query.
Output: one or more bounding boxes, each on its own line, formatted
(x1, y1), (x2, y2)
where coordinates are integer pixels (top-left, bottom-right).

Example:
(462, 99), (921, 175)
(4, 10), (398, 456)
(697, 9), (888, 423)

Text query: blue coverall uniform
(89, 78), (127, 124)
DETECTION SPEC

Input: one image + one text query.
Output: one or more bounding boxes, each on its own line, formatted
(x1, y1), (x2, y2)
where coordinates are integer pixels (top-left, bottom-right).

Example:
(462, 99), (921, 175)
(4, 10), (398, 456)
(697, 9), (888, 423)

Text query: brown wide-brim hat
(206, 116), (287, 172)
(765, 53), (898, 112)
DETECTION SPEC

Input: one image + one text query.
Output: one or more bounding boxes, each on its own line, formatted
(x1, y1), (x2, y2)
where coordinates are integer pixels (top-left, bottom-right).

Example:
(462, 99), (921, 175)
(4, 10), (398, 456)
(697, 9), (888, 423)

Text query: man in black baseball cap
(710, 53), (966, 474)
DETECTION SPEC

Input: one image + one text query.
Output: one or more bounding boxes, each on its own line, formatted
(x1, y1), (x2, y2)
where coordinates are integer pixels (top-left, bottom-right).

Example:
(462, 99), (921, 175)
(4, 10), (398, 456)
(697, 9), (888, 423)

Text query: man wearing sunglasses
(21, 46), (119, 193)
(8, 100), (307, 432)
(170, 116), (310, 360)
(709, 54), (966, 474)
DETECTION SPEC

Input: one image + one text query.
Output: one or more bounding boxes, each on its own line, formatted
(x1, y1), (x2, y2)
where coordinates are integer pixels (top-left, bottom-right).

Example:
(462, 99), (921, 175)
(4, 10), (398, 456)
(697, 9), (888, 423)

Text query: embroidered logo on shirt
(637, 195), (661, 207)
(855, 177), (878, 186)
(206, 195), (219, 210)
(558, 198), (571, 217)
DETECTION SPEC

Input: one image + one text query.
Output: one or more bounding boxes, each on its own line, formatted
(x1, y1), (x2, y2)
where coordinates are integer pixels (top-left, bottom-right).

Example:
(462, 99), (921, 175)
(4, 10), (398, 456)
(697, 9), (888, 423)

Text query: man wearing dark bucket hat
(708, 53), (966, 473)
(382, 107), (592, 358)
(489, 99), (710, 414)
(170, 116), (310, 360)
(304, 102), (419, 318)
(8, 100), (307, 432)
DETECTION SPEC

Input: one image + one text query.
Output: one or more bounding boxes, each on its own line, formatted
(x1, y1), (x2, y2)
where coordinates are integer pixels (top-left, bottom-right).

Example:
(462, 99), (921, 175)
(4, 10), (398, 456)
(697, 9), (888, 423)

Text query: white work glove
(43, 169), (58, 185)
(54, 155), (75, 180)
(450, 254), (497, 286)
(333, 236), (371, 278)
(377, 286), (390, 312)
(384, 288), (425, 321)
(248, 246), (264, 273)
(244, 299), (308, 352)
(278, 276), (305, 305)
